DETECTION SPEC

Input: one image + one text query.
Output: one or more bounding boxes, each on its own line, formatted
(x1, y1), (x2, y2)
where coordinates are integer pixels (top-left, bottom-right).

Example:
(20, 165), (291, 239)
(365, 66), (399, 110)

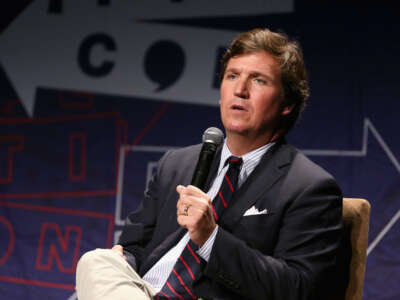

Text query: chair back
(342, 197), (370, 300)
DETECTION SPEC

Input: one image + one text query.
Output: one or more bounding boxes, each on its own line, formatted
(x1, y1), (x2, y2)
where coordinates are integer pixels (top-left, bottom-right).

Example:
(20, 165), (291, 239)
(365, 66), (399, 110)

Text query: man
(76, 28), (342, 300)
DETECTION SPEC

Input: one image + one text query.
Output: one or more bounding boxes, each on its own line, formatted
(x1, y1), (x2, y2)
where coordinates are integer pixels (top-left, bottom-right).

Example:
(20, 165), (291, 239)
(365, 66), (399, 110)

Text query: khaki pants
(76, 249), (156, 300)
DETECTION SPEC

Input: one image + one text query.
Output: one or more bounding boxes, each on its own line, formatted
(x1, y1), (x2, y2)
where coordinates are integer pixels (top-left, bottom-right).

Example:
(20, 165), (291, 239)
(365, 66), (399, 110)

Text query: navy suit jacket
(118, 139), (342, 300)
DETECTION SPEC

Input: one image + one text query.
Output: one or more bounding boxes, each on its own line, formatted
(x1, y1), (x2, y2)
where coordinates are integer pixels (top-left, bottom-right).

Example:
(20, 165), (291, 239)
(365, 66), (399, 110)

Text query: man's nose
(234, 78), (250, 99)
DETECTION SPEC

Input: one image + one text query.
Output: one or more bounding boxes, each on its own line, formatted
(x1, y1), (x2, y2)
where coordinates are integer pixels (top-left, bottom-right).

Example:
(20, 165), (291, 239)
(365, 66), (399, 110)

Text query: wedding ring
(183, 205), (189, 216)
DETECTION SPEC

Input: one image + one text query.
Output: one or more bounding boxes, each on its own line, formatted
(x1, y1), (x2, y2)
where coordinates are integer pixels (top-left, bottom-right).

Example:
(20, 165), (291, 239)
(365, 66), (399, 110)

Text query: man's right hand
(111, 244), (126, 260)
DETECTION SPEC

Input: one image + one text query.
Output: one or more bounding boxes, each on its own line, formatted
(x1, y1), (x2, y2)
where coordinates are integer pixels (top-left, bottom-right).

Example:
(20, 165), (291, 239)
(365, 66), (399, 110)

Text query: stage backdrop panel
(1, 2), (399, 299)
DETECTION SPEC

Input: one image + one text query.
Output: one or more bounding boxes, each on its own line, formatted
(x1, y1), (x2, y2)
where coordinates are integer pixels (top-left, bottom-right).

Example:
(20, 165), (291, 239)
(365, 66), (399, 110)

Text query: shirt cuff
(196, 226), (218, 262)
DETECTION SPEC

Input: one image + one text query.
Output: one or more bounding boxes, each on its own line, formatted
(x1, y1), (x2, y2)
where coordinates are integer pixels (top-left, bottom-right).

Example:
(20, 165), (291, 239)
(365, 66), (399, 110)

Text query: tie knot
(227, 156), (243, 169)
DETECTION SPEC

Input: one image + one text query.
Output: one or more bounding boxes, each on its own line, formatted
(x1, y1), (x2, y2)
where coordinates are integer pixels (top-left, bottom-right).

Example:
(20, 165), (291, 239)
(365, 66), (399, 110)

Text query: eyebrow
(226, 67), (274, 81)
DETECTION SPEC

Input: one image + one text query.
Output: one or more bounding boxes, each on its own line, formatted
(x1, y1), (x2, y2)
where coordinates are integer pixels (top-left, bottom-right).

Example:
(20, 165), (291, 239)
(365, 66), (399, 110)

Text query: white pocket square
(243, 206), (269, 216)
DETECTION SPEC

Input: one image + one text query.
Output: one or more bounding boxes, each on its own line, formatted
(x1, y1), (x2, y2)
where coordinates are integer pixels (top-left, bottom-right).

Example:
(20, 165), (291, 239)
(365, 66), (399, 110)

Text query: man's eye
(255, 78), (266, 85)
(226, 73), (237, 80)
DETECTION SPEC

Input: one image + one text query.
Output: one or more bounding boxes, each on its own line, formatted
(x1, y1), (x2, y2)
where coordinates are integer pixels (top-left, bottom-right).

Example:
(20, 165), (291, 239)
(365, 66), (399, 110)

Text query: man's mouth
(231, 104), (246, 111)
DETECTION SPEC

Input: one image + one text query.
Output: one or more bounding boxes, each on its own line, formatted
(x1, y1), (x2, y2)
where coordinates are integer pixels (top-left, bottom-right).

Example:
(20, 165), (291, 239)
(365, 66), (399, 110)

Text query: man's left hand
(176, 185), (216, 247)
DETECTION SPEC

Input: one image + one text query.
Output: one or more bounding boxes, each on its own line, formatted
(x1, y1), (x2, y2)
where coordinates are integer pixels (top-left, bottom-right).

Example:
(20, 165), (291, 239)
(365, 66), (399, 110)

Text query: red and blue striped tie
(211, 156), (243, 221)
(156, 156), (243, 300)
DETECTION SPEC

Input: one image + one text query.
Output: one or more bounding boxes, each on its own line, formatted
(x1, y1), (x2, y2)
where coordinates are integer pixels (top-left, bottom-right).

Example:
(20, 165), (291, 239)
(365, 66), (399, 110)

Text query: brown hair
(220, 28), (310, 133)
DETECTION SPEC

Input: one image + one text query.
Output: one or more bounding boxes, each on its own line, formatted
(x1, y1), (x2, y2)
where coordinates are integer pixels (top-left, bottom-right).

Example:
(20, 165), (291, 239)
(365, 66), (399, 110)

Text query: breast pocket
(234, 212), (277, 253)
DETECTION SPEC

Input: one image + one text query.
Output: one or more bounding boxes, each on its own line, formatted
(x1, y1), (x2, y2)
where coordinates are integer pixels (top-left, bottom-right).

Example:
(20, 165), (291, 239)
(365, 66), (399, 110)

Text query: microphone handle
(191, 142), (218, 191)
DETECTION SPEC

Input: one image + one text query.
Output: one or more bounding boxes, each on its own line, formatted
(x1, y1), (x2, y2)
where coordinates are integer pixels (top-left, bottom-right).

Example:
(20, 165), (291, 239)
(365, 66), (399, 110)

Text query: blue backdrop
(0, 1), (399, 299)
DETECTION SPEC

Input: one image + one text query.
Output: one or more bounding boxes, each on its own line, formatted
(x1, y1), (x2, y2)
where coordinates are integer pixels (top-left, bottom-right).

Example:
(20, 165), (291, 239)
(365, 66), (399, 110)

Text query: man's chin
(225, 126), (249, 136)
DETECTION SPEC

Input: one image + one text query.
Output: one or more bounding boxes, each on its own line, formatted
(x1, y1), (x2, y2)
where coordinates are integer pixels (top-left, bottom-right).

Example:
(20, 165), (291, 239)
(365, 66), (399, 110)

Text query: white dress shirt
(143, 140), (275, 291)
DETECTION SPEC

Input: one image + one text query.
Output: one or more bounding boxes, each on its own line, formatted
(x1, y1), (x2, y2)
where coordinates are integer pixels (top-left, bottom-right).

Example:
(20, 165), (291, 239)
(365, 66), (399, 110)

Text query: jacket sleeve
(117, 150), (172, 269)
(117, 144), (201, 271)
(202, 176), (343, 300)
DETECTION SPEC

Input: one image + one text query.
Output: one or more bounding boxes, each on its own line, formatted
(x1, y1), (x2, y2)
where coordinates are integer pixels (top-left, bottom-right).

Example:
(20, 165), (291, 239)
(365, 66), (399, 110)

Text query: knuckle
(198, 201), (209, 211)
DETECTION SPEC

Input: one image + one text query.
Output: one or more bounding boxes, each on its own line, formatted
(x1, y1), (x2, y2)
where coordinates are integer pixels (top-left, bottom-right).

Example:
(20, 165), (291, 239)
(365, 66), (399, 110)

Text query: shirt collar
(217, 139), (275, 177)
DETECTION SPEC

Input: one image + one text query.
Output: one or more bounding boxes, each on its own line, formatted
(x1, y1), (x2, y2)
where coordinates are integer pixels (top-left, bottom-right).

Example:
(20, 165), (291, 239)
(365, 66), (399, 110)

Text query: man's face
(219, 51), (292, 140)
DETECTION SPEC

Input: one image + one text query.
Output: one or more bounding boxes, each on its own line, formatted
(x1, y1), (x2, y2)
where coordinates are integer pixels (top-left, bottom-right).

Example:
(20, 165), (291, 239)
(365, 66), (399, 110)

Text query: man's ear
(281, 103), (294, 116)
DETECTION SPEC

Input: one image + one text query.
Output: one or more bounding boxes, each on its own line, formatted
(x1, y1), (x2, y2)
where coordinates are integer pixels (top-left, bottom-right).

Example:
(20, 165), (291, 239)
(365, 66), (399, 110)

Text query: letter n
(35, 223), (82, 273)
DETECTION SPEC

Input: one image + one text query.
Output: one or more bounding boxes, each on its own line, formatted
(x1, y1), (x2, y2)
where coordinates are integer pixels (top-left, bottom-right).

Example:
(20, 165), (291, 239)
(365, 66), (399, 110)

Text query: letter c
(78, 33), (116, 77)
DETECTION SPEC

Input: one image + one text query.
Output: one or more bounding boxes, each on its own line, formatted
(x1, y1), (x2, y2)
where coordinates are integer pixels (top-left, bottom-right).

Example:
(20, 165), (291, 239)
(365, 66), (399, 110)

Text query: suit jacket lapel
(139, 227), (187, 276)
(220, 139), (292, 229)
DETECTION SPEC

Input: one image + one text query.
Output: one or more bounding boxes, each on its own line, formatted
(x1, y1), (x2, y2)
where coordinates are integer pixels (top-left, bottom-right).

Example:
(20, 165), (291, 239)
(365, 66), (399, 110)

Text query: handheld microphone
(191, 127), (224, 191)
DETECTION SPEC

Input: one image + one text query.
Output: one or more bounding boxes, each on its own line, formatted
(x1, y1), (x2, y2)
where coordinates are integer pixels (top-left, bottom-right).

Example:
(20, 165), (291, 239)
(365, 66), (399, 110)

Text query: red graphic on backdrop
(0, 216), (15, 266)
(0, 136), (24, 184)
(35, 222), (82, 274)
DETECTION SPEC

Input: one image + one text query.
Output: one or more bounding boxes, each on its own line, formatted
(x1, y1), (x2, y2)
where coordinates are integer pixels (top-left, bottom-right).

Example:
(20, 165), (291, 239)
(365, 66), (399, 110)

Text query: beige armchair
(342, 198), (370, 300)
(324, 197), (370, 300)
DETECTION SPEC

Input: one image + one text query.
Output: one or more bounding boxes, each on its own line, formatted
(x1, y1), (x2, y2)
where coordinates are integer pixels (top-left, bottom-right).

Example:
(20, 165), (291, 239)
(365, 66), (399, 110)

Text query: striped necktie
(211, 156), (243, 221)
(156, 156), (243, 300)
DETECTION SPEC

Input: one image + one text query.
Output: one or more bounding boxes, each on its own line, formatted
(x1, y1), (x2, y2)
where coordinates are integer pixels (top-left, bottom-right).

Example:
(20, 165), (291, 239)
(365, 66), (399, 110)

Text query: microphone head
(202, 127), (224, 146)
